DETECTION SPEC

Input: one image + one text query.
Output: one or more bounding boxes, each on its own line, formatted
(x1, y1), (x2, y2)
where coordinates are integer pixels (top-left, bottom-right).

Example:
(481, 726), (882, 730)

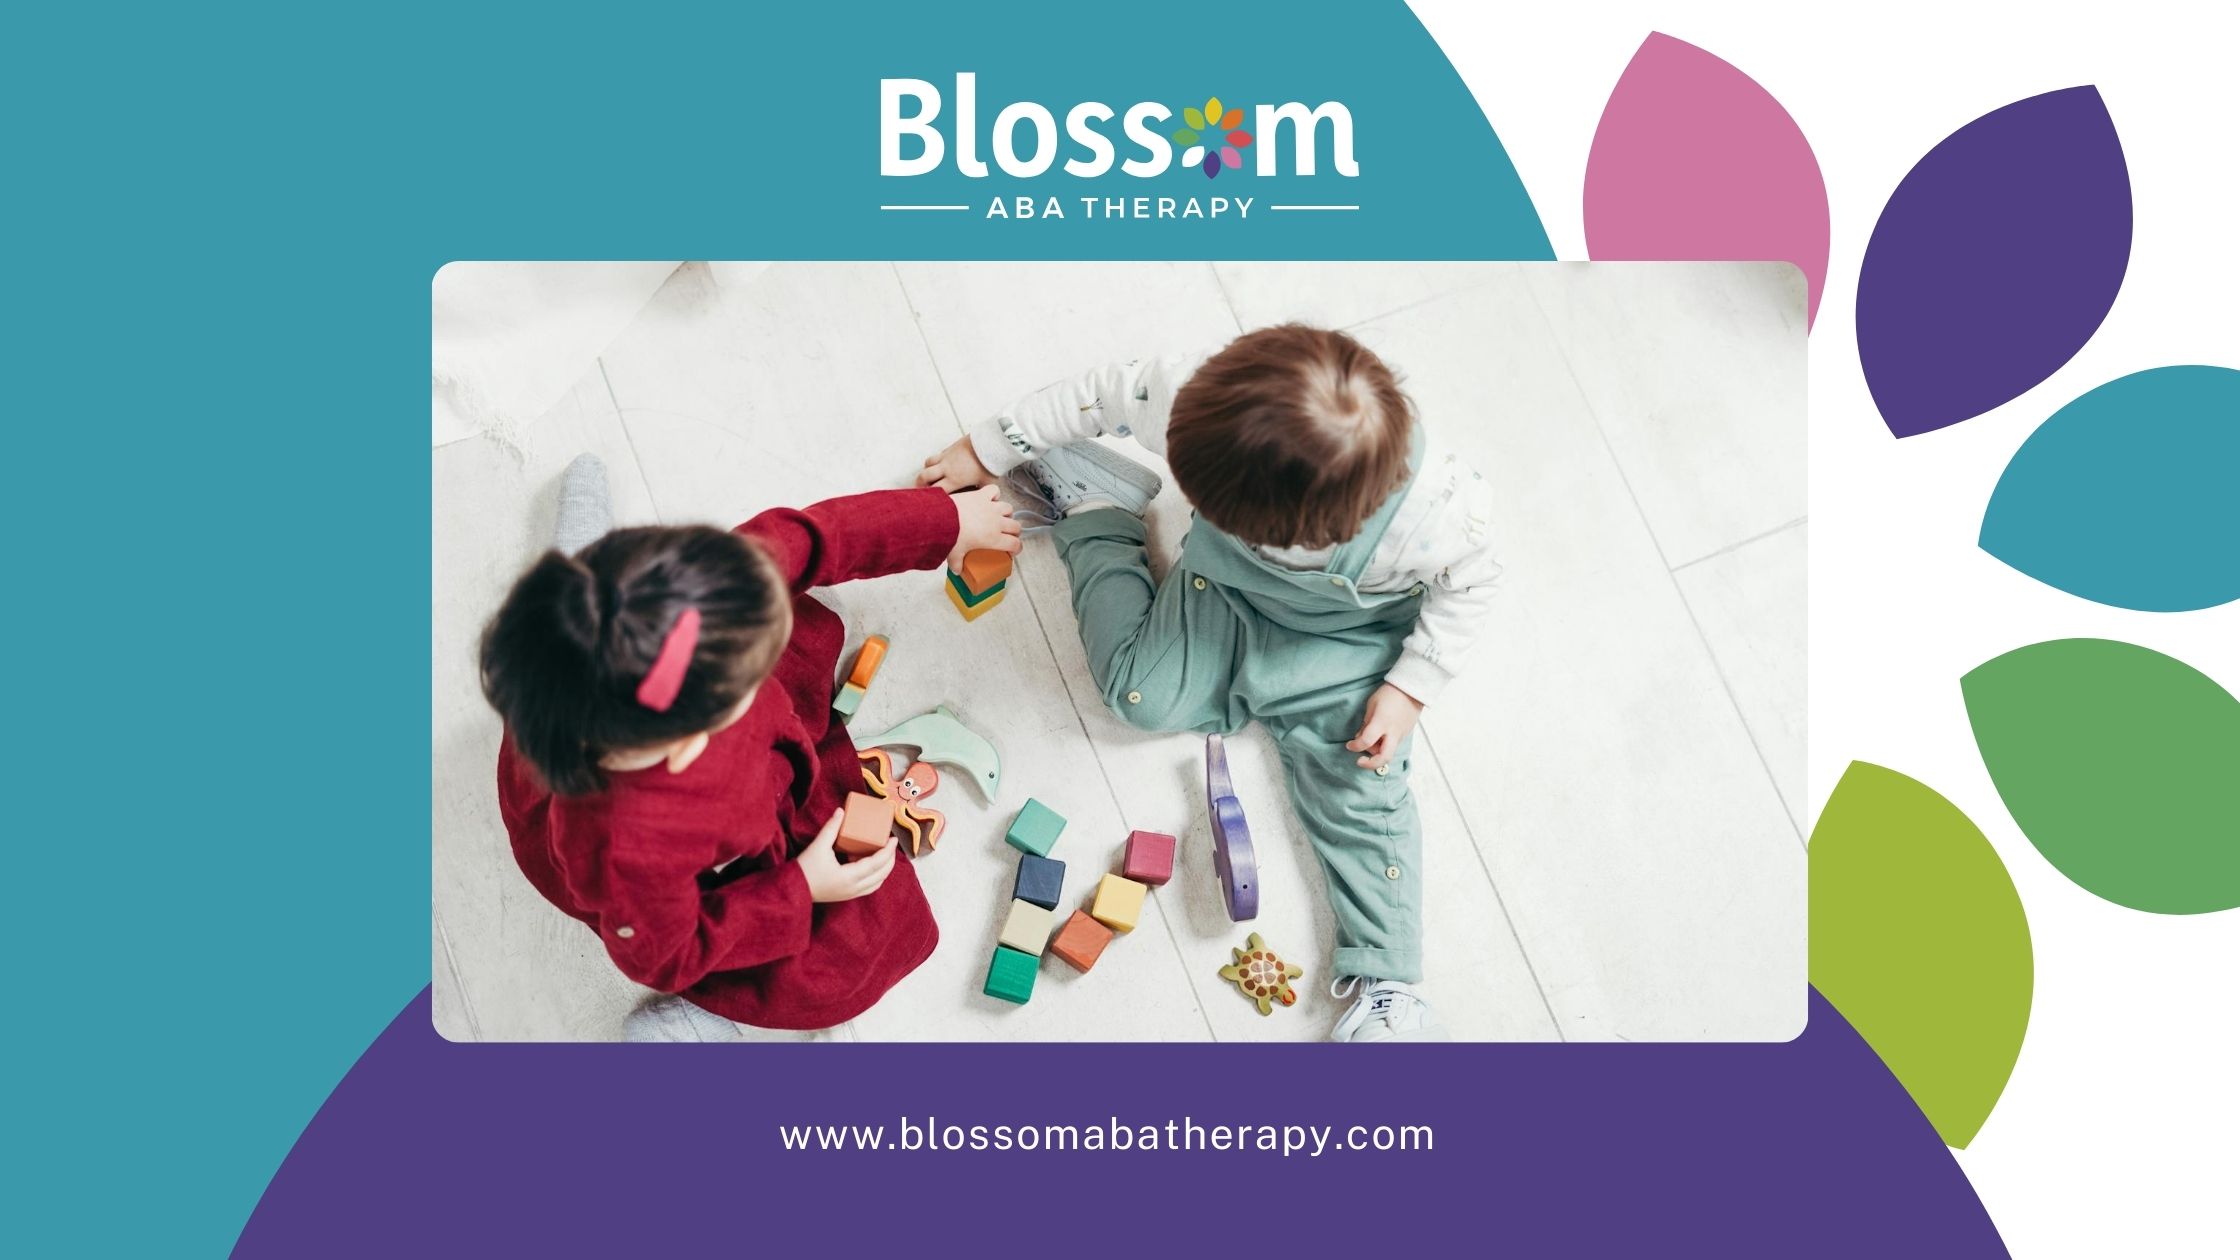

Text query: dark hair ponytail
(479, 526), (792, 796)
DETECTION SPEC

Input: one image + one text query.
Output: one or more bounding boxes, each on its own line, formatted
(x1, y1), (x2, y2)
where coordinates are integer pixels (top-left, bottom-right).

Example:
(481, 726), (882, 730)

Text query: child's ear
(666, 731), (712, 775)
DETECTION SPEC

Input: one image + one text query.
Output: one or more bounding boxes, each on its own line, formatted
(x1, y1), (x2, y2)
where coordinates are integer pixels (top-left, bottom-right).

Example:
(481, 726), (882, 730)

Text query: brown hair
(1166, 325), (1414, 549)
(479, 526), (792, 796)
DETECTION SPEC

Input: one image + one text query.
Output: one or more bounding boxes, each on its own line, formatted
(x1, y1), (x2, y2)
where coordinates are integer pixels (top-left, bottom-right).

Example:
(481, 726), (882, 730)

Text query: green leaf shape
(1171, 126), (1199, 145)
(1963, 637), (2240, 914)
(1184, 107), (1206, 130)
(1810, 761), (2032, 1149)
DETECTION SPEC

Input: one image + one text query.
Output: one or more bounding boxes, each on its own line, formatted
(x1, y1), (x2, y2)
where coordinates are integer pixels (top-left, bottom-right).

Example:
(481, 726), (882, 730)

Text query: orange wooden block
(1048, 909), (1114, 973)
(845, 635), (889, 689)
(955, 549), (1013, 594)
(836, 792), (892, 857)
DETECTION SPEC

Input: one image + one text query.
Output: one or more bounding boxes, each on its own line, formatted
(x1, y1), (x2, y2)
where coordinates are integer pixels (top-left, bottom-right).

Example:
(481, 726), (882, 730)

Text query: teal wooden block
(984, 945), (1038, 1005)
(1004, 798), (1066, 857)
(832, 681), (867, 718)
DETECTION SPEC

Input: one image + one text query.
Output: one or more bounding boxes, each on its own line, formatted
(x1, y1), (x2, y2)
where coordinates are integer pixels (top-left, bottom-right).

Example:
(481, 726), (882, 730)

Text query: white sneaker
(1329, 977), (1448, 1043)
(1003, 441), (1163, 528)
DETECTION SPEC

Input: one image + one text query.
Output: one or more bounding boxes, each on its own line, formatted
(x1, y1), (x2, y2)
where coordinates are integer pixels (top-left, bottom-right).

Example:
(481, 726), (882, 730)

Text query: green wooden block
(984, 945), (1038, 1005)
(833, 681), (867, 718)
(1004, 798), (1066, 857)
(946, 567), (1007, 607)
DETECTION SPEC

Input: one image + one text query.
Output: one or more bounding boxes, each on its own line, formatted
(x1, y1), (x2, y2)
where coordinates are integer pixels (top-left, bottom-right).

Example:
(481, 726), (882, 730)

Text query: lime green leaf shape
(1964, 637), (2240, 914)
(1810, 761), (2032, 1149)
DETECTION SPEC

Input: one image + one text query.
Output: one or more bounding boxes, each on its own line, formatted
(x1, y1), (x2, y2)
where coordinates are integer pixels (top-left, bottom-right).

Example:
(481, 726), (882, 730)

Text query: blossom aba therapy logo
(878, 73), (1357, 220)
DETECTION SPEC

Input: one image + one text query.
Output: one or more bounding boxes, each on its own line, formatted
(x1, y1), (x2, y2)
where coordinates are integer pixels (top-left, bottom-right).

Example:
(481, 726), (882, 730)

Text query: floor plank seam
(433, 911), (484, 1042)
(1669, 515), (1807, 575)
(1517, 280), (1806, 851)
(595, 356), (667, 524)
(1418, 726), (1567, 1041)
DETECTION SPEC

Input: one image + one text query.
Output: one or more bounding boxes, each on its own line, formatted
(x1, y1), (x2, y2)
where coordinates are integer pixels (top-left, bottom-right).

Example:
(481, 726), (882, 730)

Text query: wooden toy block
(1004, 798), (1066, 857)
(1012, 854), (1065, 911)
(945, 577), (1007, 622)
(832, 681), (868, 718)
(983, 945), (1038, 1005)
(1047, 909), (1114, 973)
(1090, 873), (1148, 933)
(845, 635), (889, 689)
(835, 791), (892, 857)
(997, 898), (1056, 956)
(1121, 830), (1177, 886)
(857, 704), (1003, 801)
(955, 548), (1014, 594)
(945, 568), (1008, 607)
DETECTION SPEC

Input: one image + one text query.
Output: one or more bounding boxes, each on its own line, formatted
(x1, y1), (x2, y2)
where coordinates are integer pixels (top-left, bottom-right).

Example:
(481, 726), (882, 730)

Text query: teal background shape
(1981, 365), (2240, 612)
(7, 2), (1548, 1254)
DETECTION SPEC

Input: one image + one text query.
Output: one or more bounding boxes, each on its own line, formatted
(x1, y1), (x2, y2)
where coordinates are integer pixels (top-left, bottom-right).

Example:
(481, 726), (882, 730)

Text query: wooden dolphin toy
(854, 704), (1002, 803)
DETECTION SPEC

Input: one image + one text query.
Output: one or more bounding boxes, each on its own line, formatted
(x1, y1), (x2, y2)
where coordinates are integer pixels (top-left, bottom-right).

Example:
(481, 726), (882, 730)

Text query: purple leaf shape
(1585, 32), (1831, 326)
(1857, 87), (2131, 438)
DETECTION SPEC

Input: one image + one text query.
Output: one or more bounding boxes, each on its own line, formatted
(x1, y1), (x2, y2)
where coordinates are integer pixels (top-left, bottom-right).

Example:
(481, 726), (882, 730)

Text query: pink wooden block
(1122, 830), (1176, 886)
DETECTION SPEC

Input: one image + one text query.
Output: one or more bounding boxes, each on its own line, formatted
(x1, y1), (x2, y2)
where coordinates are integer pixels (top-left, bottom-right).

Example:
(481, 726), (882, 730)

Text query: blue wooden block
(1012, 854), (1065, 911)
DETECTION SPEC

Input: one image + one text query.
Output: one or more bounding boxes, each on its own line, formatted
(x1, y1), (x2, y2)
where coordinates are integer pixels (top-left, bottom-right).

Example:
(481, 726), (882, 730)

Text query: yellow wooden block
(997, 898), (1056, 957)
(1090, 874), (1148, 933)
(945, 579), (1005, 621)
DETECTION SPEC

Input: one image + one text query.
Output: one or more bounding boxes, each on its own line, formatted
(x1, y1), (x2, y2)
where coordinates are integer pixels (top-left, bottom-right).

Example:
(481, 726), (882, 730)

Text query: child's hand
(797, 808), (900, 903)
(1347, 683), (1424, 771)
(948, 485), (1022, 569)
(918, 436), (998, 491)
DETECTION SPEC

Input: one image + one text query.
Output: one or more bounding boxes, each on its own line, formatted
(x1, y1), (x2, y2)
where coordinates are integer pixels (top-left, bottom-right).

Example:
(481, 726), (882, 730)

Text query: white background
(1410, 1), (2237, 1252)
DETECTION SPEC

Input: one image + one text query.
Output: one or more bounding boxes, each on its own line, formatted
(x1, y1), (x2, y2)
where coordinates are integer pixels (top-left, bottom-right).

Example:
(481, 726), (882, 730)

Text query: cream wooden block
(997, 899), (1057, 957)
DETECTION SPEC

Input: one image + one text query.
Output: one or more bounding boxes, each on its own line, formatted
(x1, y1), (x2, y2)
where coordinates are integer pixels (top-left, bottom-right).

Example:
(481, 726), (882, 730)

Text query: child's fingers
(807, 809), (844, 851)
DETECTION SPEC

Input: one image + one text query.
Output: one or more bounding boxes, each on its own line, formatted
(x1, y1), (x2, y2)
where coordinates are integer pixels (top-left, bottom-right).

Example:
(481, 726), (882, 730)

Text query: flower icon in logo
(1172, 95), (1252, 178)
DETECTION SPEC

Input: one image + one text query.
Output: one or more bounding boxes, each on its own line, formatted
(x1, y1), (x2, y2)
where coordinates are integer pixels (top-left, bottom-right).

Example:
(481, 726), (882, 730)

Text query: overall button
(1126, 690), (1143, 705)
(1192, 576), (1207, 590)
(1375, 765), (1389, 777)
(1384, 866), (1401, 881)
(1411, 584), (1426, 596)
(615, 926), (636, 939)
(1329, 576), (1346, 587)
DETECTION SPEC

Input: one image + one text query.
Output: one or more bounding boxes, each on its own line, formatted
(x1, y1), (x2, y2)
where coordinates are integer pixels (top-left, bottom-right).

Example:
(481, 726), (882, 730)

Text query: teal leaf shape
(1964, 638), (2240, 913)
(1810, 762), (2032, 1148)
(1981, 365), (2240, 611)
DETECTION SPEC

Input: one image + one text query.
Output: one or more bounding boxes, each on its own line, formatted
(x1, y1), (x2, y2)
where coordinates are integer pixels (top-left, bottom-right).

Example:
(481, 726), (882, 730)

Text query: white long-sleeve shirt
(968, 353), (1501, 706)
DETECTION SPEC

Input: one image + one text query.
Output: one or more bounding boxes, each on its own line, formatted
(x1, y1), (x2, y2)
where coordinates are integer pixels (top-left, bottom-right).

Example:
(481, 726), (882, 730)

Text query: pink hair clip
(635, 607), (701, 712)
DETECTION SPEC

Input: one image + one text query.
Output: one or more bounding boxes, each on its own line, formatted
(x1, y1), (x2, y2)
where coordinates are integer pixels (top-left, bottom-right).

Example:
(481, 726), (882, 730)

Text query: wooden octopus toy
(856, 747), (946, 856)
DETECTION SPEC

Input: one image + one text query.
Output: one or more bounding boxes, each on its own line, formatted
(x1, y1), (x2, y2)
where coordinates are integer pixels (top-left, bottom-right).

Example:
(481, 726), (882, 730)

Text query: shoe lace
(1362, 981), (1417, 1029)
(1329, 975), (1360, 1000)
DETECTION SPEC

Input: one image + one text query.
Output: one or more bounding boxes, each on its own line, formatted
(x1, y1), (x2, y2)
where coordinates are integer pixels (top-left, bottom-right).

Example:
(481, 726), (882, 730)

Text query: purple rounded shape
(235, 989), (2006, 1257)
(1856, 86), (2130, 438)
(1203, 151), (1221, 177)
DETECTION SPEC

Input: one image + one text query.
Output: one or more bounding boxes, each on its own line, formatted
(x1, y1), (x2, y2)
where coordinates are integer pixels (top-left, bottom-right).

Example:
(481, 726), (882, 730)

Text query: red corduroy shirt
(497, 487), (956, 1030)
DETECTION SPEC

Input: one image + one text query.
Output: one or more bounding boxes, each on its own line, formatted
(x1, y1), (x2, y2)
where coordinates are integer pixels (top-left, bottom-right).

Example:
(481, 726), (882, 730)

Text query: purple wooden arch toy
(1205, 733), (1258, 921)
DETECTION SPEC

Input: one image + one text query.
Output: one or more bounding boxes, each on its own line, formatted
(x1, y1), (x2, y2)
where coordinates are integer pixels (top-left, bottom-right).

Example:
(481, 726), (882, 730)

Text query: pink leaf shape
(1585, 32), (1830, 326)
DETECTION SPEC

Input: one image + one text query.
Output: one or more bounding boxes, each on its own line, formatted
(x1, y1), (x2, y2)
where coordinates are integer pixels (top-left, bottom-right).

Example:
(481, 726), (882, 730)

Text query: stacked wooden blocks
(983, 799), (1068, 1005)
(946, 549), (1012, 621)
(833, 634), (887, 719)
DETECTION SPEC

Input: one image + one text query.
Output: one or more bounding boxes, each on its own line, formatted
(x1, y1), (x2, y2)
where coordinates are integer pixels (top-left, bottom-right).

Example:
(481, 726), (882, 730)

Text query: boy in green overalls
(920, 325), (1500, 1041)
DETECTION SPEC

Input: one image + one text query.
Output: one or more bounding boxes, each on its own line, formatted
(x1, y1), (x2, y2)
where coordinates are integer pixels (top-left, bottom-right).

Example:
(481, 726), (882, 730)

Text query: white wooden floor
(431, 261), (1807, 1043)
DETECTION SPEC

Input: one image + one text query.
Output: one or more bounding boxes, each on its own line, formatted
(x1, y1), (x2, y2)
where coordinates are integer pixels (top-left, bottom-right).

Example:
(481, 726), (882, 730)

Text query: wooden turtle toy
(1218, 933), (1303, 1015)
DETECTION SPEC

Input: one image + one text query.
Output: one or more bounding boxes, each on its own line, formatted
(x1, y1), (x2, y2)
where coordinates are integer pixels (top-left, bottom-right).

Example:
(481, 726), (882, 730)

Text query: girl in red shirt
(480, 470), (1019, 1035)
